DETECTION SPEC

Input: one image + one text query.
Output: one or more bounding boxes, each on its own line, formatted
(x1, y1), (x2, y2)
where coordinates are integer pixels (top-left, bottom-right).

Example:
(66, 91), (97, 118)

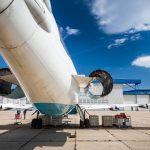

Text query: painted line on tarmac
(105, 129), (132, 150)
(16, 129), (45, 150)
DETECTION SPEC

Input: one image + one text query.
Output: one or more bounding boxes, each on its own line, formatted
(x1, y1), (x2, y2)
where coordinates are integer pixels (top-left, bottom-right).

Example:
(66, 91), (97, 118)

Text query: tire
(80, 119), (84, 128)
(84, 118), (90, 128)
(37, 118), (42, 129)
(31, 119), (37, 129)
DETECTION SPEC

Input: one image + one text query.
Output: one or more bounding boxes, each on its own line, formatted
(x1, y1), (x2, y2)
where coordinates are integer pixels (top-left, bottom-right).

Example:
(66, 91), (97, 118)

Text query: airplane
(80, 104), (111, 110)
(110, 104), (140, 111)
(0, 0), (113, 128)
(80, 104), (142, 111)
(0, 102), (33, 110)
(110, 104), (139, 108)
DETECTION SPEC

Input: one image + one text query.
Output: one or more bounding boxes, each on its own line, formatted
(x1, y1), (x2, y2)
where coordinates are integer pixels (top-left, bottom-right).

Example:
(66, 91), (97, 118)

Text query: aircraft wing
(80, 103), (141, 111)
(113, 104), (140, 108)
(80, 104), (111, 110)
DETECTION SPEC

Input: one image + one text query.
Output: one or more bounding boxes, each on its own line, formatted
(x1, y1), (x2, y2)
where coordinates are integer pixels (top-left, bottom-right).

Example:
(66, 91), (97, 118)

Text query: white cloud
(107, 38), (127, 49)
(115, 38), (127, 45)
(66, 26), (80, 36)
(107, 33), (142, 49)
(59, 26), (64, 33)
(128, 24), (150, 34)
(132, 56), (150, 68)
(89, 0), (150, 34)
(60, 26), (80, 39)
(130, 33), (141, 41)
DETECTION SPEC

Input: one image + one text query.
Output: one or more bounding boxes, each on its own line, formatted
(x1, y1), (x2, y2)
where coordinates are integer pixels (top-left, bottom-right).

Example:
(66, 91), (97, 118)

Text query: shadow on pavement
(0, 122), (73, 150)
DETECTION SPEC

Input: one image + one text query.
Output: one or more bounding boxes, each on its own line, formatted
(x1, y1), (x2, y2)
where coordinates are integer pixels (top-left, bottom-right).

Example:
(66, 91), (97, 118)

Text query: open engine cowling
(89, 70), (113, 97)
(0, 68), (25, 99)
(0, 68), (12, 95)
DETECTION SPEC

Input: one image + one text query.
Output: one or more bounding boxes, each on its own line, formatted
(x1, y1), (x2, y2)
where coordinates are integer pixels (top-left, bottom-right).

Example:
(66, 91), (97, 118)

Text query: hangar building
(79, 79), (150, 110)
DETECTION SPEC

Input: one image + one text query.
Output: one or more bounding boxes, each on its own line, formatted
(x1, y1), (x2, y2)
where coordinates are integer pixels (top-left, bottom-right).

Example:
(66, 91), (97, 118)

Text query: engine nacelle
(0, 68), (25, 99)
(0, 68), (12, 95)
(89, 70), (113, 97)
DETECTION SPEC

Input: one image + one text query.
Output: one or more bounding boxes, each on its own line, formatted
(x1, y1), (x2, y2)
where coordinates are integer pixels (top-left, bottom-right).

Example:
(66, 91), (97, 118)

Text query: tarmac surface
(0, 110), (150, 150)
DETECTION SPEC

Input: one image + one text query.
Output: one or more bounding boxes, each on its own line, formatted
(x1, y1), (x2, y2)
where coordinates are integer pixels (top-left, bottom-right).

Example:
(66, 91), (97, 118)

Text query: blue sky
(0, 0), (150, 88)
(51, 0), (150, 88)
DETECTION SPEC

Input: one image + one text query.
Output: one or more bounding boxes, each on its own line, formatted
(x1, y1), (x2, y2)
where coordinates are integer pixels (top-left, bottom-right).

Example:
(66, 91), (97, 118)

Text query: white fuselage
(0, 0), (79, 115)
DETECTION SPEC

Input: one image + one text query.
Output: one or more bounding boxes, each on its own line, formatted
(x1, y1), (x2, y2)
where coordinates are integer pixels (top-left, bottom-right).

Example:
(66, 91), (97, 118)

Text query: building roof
(113, 79), (141, 85)
(123, 89), (150, 95)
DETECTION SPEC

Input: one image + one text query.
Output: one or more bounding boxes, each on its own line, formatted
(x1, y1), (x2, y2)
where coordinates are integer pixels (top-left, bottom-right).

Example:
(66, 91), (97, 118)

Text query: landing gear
(80, 118), (90, 128)
(31, 111), (42, 129)
(84, 118), (90, 128)
(31, 118), (37, 129)
(80, 119), (84, 128)
(31, 118), (42, 129)
(76, 104), (90, 128)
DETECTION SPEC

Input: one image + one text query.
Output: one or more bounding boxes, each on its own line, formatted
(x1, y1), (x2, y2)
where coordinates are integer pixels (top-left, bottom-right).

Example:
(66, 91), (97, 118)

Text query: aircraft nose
(0, 0), (14, 14)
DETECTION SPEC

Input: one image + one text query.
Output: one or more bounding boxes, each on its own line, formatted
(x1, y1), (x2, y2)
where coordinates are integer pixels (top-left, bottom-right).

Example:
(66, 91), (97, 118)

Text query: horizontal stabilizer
(80, 104), (111, 110)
